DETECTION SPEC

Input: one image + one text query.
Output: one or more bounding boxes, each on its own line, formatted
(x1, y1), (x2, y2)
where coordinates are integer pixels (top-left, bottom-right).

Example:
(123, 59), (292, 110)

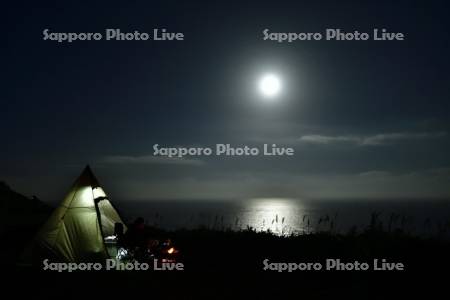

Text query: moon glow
(259, 74), (281, 98)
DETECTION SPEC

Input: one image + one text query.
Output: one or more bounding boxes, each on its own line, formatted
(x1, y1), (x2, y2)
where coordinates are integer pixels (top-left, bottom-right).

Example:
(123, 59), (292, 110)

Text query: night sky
(3, 1), (450, 201)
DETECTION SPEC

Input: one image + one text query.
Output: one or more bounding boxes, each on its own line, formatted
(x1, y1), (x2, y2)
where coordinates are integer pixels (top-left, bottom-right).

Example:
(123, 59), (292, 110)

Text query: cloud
(361, 132), (446, 145)
(358, 170), (392, 177)
(299, 131), (446, 146)
(113, 167), (450, 200)
(299, 135), (360, 144)
(102, 155), (205, 166)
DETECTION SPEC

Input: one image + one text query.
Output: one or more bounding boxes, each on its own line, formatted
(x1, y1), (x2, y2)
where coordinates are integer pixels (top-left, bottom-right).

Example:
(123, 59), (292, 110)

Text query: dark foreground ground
(1, 183), (449, 298)
(2, 223), (450, 299)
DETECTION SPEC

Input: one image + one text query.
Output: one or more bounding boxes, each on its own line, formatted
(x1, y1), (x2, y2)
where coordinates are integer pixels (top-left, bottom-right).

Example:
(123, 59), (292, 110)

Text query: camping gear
(34, 166), (127, 262)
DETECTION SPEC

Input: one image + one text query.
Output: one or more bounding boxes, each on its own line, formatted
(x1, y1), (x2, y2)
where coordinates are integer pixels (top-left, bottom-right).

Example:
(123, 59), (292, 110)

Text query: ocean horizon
(115, 198), (450, 236)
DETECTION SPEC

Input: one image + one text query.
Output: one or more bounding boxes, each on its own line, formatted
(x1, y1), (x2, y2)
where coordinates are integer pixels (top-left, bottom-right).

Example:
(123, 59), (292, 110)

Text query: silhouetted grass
(123, 210), (450, 272)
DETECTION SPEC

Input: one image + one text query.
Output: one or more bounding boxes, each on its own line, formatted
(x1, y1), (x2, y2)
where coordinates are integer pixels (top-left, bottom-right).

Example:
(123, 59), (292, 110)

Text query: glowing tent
(34, 166), (126, 262)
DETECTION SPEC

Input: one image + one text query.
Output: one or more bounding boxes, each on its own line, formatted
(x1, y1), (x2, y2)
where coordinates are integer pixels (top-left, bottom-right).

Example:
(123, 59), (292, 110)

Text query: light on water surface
(240, 198), (307, 236)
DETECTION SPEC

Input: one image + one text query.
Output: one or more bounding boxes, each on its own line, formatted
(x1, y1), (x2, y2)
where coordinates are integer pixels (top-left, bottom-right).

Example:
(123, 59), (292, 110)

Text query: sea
(117, 198), (450, 237)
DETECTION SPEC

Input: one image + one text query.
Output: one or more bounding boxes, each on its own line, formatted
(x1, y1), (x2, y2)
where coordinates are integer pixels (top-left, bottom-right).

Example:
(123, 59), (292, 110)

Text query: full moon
(259, 74), (281, 98)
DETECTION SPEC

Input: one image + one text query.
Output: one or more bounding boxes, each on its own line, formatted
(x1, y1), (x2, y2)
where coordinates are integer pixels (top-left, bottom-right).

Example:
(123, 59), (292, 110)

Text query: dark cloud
(299, 131), (447, 146)
(102, 155), (205, 166)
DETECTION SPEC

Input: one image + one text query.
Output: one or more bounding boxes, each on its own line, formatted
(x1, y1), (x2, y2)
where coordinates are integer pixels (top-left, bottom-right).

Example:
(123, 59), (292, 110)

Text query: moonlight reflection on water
(240, 198), (309, 235)
(121, 198), (450, 237)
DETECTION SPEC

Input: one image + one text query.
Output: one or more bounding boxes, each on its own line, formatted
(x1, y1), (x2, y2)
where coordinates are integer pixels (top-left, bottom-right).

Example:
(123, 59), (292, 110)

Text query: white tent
(35, 166), (126, 262)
